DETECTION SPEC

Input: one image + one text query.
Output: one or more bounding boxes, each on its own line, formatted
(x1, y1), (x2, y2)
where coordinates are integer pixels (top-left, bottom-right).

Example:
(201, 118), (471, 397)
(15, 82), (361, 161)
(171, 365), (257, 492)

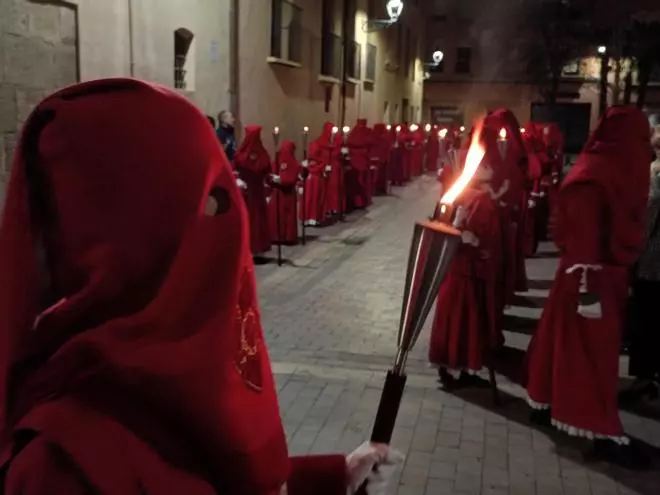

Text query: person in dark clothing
(623, 133), (660, 402)
(207, 115), (216, 128)
(217, 110), (237, 161)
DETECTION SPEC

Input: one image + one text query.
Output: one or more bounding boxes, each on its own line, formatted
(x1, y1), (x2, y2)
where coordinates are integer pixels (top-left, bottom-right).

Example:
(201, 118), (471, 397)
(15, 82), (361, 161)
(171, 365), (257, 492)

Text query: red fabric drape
(0, 79), (347, 494)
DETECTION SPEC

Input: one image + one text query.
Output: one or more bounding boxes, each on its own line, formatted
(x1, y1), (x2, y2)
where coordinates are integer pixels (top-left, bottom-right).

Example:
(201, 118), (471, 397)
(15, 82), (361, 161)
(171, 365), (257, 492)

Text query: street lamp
(386, 0), (404, 21)
(363, 0), (404, 32)
(597, 45), (607, 55)
(432, 50), (444, 64)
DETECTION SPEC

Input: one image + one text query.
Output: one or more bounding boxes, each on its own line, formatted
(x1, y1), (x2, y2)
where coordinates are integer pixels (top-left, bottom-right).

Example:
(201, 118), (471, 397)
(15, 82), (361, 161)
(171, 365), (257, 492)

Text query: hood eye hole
(205, 186), (230, 216)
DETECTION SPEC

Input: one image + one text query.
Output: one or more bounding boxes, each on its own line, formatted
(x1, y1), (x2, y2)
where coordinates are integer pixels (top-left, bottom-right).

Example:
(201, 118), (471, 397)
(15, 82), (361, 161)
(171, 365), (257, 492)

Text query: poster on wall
(431, 106), (463, 125)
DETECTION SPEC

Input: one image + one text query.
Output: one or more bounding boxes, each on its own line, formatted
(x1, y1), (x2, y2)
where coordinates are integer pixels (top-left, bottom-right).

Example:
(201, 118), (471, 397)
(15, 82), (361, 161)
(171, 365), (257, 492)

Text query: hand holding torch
(357, 124), (487, 495)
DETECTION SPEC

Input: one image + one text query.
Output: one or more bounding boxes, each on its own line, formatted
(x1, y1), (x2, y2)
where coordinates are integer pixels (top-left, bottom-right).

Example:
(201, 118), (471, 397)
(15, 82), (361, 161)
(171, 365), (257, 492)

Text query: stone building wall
(0, 0), (78, 203)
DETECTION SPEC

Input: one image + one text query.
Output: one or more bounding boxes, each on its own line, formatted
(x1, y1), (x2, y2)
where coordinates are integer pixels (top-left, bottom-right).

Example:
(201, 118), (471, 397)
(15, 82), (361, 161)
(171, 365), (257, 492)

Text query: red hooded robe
(371, 123), (391, 195)
(269, 140), (302, 244)
(346, 118), (373, 209)
(0, 80), (349, 494)
(525, 106), (651, 442)
(429, 123), (505, 373)
(235, 125), (273, 255)
(425, 126), (440, 172)
(301, 123), (333, 225)
(389, 125), (406, 186)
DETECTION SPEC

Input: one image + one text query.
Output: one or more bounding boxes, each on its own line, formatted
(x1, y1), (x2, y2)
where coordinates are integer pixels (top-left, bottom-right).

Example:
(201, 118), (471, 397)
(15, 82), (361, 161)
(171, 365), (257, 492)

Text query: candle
(386, 124), (392, 131)
(303, 126), (309, 153)
(425, 124), (432, 133)
(459, 126), (466, 133)
(520, 127), (526, 134)
(342, 125), (350, 144)
(497, 128), (508, 160)
(331, 125), (339, 143)
(439, 129), (448, 139)
(273, 126), (280, 148)
(499, 128), (507, 141)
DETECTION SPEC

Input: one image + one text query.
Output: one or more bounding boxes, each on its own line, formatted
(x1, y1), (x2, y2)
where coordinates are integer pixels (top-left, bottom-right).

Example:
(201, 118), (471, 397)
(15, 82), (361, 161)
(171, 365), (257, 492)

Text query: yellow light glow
(342, 126), (350, 133)
(440, 121), (486, 205)
(439, 129), (448, 139)
(273, 126), (280, 135)
(425, 124), (432, 132)
(303, 126), (309, 133)
(499, 128), (507, 140)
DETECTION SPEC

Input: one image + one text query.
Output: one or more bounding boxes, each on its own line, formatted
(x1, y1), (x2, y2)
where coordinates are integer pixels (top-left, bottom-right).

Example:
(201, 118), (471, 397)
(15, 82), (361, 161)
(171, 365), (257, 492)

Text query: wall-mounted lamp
(363, 0), (405, 32)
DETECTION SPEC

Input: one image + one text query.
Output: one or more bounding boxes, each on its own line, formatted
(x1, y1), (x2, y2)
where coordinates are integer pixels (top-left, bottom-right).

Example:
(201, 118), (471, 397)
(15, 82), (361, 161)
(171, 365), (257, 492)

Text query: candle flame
(499, 128), (507, 140)
(342, 126), (350, 133)
(439, 128), (448, 138)
(440, 121), (486, 206)
(396, 125), (401, 132)
(274, 126), (280, 135)
(459, 126), (466, 133)
(410, 124), (419, 132)
(386, 124), (392, 130)
(425, 124), (432, 132)
(520, 127), (526, 134)
(303, 126), (309, 133)
(332, 126), (339, 134)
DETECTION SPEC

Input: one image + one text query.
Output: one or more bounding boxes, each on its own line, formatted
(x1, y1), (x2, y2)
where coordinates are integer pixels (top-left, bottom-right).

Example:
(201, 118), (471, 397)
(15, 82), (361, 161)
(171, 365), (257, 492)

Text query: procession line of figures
(229, 118), (562, 258)
(427, 107), (655, 471)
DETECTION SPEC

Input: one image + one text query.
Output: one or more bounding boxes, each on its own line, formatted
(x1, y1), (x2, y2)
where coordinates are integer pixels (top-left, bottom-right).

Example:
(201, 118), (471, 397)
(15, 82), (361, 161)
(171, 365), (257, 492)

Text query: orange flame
(440, 121), (486, 205)
(499, 128), (507, 140)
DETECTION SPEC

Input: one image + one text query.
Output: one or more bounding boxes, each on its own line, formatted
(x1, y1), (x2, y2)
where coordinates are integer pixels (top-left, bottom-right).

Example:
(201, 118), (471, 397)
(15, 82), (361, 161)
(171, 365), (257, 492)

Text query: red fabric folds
(235, 125), (273, 254)
(526, 106), (651, 439)
(269, 140), (301, 244)
(0, 79), (348, 494)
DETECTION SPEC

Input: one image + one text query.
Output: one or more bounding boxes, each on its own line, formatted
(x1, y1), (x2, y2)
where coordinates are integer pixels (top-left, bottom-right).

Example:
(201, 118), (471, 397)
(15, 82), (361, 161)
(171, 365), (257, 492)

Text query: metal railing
(270, 0), (303, 63)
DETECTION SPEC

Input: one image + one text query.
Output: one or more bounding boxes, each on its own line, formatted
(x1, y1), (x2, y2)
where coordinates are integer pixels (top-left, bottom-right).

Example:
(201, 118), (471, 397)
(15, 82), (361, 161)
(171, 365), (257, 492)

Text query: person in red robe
(389, 125), (406, 186)
(425, 126), (440, 172)
(235, 125), (273, 256)
(430, 123), (505, 389)
(346, 119), (374, 210)
(301, 125), (332, 227)
(323, 125), (345, 218)
(520, 129), (545, 257)
(371, 123), (391, 195)
(269, 140), (301, 245)
(525, 106), (651, 469)
(0, 79), (404, 494)
(541, 123), (565, 216)
(490, 109), (529, 296)
(407, 125), (425, 177)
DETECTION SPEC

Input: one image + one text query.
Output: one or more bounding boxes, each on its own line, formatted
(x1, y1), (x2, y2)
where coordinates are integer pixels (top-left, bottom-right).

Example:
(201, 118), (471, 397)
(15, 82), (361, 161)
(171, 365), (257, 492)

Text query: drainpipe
(340, 0), (349, 127)
(229, 0), (240, 127)
(128, 0), (135, 76)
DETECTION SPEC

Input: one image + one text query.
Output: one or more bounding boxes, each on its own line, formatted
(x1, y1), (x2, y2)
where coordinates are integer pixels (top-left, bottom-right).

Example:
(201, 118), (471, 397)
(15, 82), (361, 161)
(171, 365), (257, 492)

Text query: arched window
(174, 28), (195, 90)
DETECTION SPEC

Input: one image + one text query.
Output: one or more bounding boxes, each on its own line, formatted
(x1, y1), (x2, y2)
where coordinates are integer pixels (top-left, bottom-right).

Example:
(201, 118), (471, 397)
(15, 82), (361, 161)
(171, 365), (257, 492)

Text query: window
(365, 43), (377, 82)
(347, 41), (361, 80)
(270, 0), (302, 63)
(321, 0), (341, 78)
(174, 28), (195, 90)
(456, 47), (471, 74)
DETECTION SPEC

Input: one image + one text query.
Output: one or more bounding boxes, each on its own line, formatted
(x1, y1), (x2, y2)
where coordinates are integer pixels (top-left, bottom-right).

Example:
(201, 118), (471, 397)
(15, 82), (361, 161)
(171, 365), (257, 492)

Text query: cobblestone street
(255, 176), (660, 495)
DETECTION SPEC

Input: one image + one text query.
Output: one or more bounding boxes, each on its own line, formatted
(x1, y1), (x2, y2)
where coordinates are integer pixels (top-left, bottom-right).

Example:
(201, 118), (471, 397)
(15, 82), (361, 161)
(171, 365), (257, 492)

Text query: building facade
(423, 0), (660, 136)
(1, 0), (428, 204)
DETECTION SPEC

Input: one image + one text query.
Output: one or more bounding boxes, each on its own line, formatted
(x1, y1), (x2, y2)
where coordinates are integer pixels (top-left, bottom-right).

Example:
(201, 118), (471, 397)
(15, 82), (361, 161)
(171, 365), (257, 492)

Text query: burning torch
(301, 126), (310, 245)
(357, 126), (486, 494)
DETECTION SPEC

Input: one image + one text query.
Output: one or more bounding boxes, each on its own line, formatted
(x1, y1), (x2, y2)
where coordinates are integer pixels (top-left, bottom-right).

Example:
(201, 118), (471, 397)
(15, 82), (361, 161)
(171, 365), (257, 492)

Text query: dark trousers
(629, 279), (660, 379)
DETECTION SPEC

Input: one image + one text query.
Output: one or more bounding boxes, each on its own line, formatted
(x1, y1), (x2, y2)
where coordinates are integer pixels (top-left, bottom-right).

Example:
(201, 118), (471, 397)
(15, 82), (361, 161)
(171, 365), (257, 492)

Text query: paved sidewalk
(256, 176), (660, 495)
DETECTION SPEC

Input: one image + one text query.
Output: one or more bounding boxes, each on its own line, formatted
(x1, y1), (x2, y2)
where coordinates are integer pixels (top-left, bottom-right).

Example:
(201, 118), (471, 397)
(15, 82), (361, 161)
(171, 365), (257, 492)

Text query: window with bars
(366, 43), (377, 82)
(270, 0), (303, 63)
(455, 47), (472, 74)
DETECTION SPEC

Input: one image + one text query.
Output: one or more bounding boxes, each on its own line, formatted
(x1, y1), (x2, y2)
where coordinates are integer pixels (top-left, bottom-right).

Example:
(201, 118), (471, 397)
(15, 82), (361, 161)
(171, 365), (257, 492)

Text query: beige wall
(76, 0), (232, 116)
(237, 0), (426, 155)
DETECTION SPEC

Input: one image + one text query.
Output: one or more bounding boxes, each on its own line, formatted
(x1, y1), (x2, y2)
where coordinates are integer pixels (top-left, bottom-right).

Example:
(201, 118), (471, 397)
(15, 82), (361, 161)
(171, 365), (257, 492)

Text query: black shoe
(437, 367), (456, 390)
(529, 408), (552, 427)
(456, 371), (490, 389)
(587, 439), (651, 471)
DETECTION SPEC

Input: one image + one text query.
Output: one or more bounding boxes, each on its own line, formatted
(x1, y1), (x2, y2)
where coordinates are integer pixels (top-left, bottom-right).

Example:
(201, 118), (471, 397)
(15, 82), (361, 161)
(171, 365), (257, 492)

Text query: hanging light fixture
(387, 0), (404, 21)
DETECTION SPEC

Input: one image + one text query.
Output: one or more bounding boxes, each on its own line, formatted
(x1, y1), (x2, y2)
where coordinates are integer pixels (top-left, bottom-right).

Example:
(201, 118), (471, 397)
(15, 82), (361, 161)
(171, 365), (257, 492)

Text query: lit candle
(425, 124), (432, 133)
(386, 124), (392, 131)
(273, 125), (280, 148)
(331, 125), (339, 143)
(342, 125), (350, 144)
(498, 128), (508, 160)
(520, 127), (526, 134)
(303, 126), (309, 157)
(459, 126), (466, 133)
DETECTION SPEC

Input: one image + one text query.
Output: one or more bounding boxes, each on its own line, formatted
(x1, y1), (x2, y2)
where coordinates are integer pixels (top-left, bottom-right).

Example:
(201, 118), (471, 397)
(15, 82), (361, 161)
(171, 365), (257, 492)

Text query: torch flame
(499, 128), (507, 140)
(440, 121), (486, 206)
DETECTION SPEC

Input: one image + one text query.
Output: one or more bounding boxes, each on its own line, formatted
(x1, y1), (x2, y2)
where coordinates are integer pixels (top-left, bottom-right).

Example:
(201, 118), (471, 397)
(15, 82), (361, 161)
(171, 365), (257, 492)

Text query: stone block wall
(0, 0), (78, 203)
